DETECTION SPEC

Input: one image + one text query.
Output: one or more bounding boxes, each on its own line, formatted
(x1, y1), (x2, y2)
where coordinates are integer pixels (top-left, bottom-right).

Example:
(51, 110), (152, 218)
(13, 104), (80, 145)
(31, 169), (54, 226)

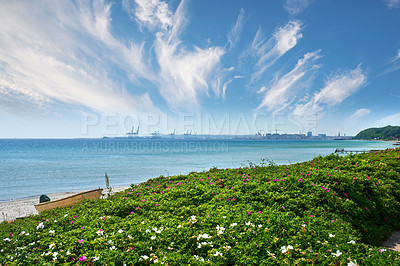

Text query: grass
(1, 148), (400, 264)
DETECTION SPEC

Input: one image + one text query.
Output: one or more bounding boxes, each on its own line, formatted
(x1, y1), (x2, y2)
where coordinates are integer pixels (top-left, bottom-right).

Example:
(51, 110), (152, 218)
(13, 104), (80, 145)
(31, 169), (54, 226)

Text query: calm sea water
(0, 138), (394, 202)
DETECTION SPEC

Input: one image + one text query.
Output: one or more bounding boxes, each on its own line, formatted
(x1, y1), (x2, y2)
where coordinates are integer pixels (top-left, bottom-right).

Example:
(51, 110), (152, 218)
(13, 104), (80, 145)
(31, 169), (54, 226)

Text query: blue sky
(0, 0), (400, 138)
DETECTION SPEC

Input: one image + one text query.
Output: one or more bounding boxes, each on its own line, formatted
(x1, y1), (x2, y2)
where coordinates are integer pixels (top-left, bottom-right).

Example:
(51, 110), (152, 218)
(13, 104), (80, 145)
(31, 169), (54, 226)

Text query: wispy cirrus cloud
(383, 0), (400, 8)
(283, 0), (314, 15)
(293, 65), (367, 118)
(248, 21), (303, 82)
(0, 0), (157, 115)
(257, 50), (322, 111)
(377, 112), (400, 126)
(347, 108), (371, 122)
(127, 0), (225, 109)
(227, 8), (245, 50)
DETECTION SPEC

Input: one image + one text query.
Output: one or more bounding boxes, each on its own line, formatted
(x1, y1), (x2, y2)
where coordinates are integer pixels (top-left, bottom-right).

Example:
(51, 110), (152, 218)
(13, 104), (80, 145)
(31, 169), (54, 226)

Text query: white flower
(128, 235), (133, 239)
(3, 238), (11, 241)
(329, 233), (335, 238)
(49, 243), (55, 249)
(20, 231), (25, 235)
(379, 248), (387, 252)
(331, 250), (342, 257)
(258, 224), (263, 228)
(25, 232), (30, 236)
(110, 246), (117, 250)
(36, 222), (44, 229)
(348, 260), (357, 266)
(141, 255), (149, 260)
(267, 250), (277, 259)
(177, 225), (182, 228)
(302, 224), (307, 227)
(64, 214), (68, 217)
(54, 220), (57, 223)
(347, 240), (355, 244)
(96, 229), (104, 236)
(49, 230), (55, 234)
(281, 245), (293, 253)
(213, 251), (223, 257)
(230, 223), (237, 227)
(92, 256), (100, 261)
(151, 236), (156, 240)
(197, 233), (211, 240)
(223, 216), (226, 218)
(66, 250), (70, 255)
(118, 229), (123, 234)
(216, 225), (225, 236)
(245, 221), (255, 227)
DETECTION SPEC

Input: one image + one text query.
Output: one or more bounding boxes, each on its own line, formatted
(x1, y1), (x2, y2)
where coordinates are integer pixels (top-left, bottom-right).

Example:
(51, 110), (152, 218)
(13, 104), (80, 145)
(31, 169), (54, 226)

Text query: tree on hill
(354, 125), (400, 140)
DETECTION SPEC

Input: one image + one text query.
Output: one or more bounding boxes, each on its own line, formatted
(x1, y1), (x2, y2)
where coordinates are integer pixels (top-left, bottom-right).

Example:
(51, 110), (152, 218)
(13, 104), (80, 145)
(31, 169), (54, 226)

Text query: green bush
(1, 149), (400, 264)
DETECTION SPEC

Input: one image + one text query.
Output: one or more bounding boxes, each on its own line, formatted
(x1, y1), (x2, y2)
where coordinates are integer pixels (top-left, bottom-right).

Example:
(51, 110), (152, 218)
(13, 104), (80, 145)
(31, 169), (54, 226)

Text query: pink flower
(73, 215), (77, 219)
(82, 226), (84, 229)
(155, 204), (159, 206)
(142, 199), (146, 202)
(161, 191), (164, 194)
(78, 239), (84, 243)
(258, 211), (261, 214)
(71, 221), (74, 224)
(79, 256), (87, 261)
(282, 206), (285, 209)
(309, 215), (313, 217)
(9, 232), (12, 237)
(130, 211), (134, 214)
(248, 212), (252, 214)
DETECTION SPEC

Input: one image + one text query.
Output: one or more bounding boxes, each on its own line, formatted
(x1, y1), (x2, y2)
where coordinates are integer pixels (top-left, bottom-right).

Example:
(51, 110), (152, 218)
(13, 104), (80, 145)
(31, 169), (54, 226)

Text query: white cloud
(314, 65), (367, 105)
(347, 108), (371, 122)
(392, 49), (400, 63)
(293, 65), (367, 118)
(222, 79), (233, 100)
(383, 0), (400, 8)
(257, 50), (322, 111)
(126, 0), (173, 31)
(0, 1), (157, 115)
(377, 113), (400, 126)
(283, 0), (314, 15)
(149, 0), (225, 109)
(249, 21), (303, 81)
(227, 8), (245, 49)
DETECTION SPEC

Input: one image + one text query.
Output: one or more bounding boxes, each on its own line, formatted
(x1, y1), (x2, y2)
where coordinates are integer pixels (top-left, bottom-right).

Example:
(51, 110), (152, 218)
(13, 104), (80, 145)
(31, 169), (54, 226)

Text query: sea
(0, 138), (395, 202)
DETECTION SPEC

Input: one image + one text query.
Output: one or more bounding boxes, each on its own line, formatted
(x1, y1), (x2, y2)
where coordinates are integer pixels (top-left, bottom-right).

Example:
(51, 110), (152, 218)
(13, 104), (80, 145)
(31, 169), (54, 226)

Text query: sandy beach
(0, 186), (130, 223)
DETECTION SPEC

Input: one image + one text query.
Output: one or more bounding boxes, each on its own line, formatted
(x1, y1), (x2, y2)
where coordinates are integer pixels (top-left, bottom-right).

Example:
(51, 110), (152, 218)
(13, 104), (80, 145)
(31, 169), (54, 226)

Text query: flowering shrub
(1, 148), (400, 264)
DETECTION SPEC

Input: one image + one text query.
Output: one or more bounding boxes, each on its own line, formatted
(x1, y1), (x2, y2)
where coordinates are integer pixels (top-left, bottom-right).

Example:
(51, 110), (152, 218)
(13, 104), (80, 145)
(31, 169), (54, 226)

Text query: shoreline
(0, 186), (130, 223)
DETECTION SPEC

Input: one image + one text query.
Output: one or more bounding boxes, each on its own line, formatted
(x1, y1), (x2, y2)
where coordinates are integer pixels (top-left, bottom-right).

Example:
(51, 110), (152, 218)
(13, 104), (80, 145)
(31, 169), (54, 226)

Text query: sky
(0, 0), (400, 138)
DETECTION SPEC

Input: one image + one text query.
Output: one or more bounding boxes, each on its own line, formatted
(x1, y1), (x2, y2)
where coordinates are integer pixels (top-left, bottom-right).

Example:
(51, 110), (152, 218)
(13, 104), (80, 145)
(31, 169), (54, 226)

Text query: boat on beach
(34, 188), (103, 213)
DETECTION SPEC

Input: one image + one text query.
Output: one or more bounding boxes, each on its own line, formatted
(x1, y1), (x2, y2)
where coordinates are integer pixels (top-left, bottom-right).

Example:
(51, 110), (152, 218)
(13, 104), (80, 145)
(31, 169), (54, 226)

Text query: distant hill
(354, 125), (400, 140)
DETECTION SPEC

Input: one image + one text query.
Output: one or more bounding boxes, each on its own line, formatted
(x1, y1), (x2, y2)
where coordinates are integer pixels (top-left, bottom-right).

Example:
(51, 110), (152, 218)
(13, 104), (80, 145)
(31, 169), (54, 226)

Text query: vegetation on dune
(1, 149), (400, 265)
(354, 125), (400, 140)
